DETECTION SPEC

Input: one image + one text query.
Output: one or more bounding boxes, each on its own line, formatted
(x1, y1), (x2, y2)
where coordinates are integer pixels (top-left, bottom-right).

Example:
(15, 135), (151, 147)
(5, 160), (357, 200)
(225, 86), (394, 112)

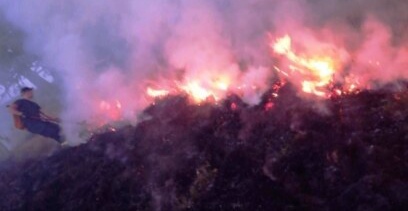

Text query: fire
(97, 100), (123, 124)
(272, 35), (337, 97)
(145, 34), (356, 105)
(179, 76), (231, 103)
(146, 74), (233, 103)
(180, 81), (214, 102)
(146, 87), (169, 98)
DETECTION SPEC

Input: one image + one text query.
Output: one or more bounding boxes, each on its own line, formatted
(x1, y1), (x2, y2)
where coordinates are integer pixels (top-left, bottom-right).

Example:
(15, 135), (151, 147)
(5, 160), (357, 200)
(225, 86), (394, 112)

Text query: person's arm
(7, 103), (24, 117)
(39, 110), (60, 122)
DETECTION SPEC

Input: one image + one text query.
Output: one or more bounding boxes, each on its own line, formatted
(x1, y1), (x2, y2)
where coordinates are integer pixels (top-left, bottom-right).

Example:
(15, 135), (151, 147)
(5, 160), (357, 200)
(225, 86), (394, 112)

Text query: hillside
(1, 84), (408, 211)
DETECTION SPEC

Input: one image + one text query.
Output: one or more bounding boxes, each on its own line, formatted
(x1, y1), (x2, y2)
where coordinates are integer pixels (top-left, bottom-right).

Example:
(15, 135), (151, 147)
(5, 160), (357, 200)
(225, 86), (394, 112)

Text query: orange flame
(179, 76), (231, 103)
(272, 35), (337, 97)
(146, 74), (233, 104)
(180, 81), (214, 102)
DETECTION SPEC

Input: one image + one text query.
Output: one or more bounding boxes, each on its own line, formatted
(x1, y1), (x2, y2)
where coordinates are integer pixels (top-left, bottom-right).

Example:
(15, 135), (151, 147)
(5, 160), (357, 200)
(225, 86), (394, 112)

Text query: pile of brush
(1, 83), (408, 211)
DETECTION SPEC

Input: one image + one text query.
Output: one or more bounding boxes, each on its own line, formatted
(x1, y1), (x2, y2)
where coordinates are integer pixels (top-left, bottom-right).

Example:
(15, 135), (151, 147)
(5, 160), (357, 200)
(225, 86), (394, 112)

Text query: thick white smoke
(0, 0), (407, 146)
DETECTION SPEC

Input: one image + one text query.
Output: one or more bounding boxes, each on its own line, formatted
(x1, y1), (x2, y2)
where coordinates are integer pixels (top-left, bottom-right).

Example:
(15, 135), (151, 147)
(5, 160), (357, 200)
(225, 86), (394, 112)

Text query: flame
(146, 73), (233, 104)
(97, 100), (123, 124)
(272, 35), (337, 97)
(180, 81), (214, 102)
(147, 87), (169, 98)
(178, 76), (231, 103)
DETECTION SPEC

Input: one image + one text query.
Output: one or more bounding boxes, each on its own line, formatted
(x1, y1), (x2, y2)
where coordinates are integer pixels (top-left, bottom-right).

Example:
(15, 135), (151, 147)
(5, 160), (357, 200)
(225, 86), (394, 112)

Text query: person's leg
(24, 120), (64, 143)
(42, 122), (62, 143)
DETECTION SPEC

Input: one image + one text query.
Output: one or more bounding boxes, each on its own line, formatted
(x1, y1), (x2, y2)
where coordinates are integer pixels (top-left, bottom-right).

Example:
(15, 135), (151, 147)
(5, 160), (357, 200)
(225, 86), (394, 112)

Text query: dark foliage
(1, 84), (408, 211)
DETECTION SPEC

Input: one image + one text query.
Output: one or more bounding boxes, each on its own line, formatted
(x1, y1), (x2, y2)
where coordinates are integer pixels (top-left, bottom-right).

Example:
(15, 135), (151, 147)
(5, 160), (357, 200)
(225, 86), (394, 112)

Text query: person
(8, 87), (66, 145)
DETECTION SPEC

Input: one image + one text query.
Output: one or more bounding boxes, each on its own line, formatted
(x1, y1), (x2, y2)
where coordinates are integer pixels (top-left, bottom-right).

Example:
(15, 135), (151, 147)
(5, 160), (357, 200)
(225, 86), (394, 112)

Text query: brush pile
(1, 83), (408, 211)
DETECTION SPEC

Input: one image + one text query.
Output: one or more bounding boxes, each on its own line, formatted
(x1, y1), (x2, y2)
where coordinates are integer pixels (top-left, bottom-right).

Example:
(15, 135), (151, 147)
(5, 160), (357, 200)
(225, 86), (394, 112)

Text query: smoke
(267, 0), (408, 89)
(0, 0), (407, 209)
(0, 0), (407, 145)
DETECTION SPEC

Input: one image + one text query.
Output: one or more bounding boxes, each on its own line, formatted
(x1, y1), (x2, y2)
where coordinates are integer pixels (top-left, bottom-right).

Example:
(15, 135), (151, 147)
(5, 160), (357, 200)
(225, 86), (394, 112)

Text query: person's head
(20, 87), (34, 99)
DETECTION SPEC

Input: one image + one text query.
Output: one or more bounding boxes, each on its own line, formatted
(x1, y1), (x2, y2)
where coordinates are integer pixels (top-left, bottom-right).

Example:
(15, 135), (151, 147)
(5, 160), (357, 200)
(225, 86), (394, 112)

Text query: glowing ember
(272, 35), (337, 97)
(230, 102), (237, 110)
(264, 102), (274, 111)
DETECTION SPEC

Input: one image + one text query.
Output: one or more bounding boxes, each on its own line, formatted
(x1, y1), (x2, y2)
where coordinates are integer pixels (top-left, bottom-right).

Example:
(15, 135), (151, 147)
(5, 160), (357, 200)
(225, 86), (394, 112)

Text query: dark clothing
(14, 99), (41, 119)
(14, 99), (62, 142)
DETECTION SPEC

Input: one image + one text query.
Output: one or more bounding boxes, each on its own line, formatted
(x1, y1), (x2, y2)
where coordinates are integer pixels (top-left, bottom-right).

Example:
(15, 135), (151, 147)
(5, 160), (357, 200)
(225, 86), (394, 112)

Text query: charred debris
(1, 82), (408, 211)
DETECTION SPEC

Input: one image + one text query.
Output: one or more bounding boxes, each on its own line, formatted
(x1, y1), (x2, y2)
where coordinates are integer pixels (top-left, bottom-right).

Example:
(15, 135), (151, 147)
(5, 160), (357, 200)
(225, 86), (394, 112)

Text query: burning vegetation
(1, 81), (408, 211)
(0, 1), (408, 211)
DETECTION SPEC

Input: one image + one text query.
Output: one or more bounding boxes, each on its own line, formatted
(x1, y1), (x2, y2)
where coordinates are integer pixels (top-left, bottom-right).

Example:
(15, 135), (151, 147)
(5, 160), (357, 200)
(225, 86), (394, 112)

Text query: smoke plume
(0, 0), (407, 145)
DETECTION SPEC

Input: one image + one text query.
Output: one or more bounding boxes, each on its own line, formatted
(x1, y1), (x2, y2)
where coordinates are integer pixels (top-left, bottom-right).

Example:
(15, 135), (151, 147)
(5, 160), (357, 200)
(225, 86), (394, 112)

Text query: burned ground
(1, 84), (408, 211)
